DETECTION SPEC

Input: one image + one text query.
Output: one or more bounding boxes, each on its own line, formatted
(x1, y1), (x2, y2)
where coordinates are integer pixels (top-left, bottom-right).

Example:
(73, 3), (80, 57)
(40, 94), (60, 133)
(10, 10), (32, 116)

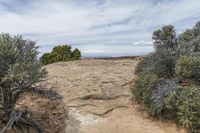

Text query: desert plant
(40, 45), (81, 65)
(40, 53), (50, 65)
(153, 49), (177, 77)
(165, 86), (200, 133)
(135, 53), (156, 75)
(133, 21), (200, 133)
(150, 79), (178, 116)
(0, 33), (48, 132)
(153, 25), (177, 51)
(177, 36), (200, 57)
(175, 56), (200, 80)
(71, 48), (81, 60)
(135, 25), (179, 79)
(177, 22), (200, 56)
(133, 67), (159, 108)
(52, 45), (72, 59)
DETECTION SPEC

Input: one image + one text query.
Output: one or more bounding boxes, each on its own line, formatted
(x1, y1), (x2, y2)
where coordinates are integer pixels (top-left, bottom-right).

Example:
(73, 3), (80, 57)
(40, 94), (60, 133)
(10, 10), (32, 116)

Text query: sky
(0, 0), (200, 57)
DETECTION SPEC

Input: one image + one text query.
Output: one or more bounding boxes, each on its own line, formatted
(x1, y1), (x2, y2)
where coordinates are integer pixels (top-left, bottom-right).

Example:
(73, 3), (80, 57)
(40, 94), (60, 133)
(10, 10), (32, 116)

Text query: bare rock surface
(46, 58), (185, 133)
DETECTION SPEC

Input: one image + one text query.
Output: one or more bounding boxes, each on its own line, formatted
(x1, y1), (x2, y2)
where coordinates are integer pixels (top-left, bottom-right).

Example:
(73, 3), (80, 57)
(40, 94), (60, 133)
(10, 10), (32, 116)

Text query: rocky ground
(45, 58), (186, 133)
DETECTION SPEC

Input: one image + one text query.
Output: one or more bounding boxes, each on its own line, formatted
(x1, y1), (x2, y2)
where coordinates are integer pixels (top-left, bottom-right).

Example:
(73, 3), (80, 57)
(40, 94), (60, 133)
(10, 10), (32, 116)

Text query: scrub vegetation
(40, 45), (81, 65)
(132, 21), (200, 133)
(0, 34), (63, 133)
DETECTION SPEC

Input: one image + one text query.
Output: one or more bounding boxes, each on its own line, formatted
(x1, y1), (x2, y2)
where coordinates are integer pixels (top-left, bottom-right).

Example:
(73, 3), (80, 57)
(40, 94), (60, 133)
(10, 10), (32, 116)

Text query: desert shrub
(177, 36), (200, 57)
(136, 25), (178, 78)
(133, 21), (200, 133)
(135, 26), (179, 78)
(153, 25), (177, 51)
(175, 56), (200, 80)
(153, 49), (177, 77)
(134, 69), (180, 117)
(135, 52), (176, 78)
(47, 52), (63, 63)
(192, 21), (200, 38)
(135, 53), (156, 75)
(133, 67), (159, 108)
(133, 25), (179, 114)
(0, 33), (50, 132)
(40, 53), (50, 65)
(177, 23), (200, 56)
(40, 45), (81, 65)
(52, 45), (72, 57)
(178, 29), (194, 43)
(165, 86), (200, 133)
(71, 48), (81, 60)
(149, 79), (178, 116)
(177, 86), (200, 133)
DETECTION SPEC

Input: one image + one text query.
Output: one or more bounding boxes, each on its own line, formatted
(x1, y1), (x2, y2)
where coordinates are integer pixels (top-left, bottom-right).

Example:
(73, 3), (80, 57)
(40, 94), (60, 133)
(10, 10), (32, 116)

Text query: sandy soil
(16, 92), (67, 133)
(46, 58), (186, 133)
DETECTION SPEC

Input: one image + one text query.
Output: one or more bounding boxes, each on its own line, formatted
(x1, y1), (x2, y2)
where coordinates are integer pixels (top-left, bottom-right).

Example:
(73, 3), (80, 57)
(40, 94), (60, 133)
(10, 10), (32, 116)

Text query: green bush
(153, 49), (177, 77)
(177, 86), (200, 133)
(165, 86), (200, 133)
(135, 54), (156, 76)
(52, 45), (72, 59)
(134, 68), (179, 117)
(71, 48), (81, 60)
(40, 53), (50, 65)
(133, 67), (159, 109)
(175, 56), (200, 80)
(40, 45), (81, 65)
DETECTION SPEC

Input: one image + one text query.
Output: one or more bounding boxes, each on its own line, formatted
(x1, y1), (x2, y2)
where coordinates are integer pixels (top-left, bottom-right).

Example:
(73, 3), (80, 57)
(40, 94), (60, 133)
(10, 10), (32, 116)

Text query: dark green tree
(40, 45), (81, 65)
(71, 48), (81, 59)
(52, 45), (72, 59)
(40, 53), (51, 65)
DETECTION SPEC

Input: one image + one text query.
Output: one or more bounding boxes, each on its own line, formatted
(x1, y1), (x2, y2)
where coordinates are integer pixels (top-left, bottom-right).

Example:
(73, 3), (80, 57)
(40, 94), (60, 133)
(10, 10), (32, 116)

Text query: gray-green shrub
(133, 21), (200, 133)
(150, 79), (178, 116)
(175, 56), (200, 80)
(165, 86), (200, 133)
(133, 67), (159, 109)
(0, 33), (48, 132)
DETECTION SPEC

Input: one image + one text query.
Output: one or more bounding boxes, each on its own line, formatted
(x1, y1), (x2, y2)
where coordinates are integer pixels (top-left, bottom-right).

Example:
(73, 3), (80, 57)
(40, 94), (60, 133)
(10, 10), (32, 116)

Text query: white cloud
(0, 0), (199, 56)
(133, 40), (153, 46)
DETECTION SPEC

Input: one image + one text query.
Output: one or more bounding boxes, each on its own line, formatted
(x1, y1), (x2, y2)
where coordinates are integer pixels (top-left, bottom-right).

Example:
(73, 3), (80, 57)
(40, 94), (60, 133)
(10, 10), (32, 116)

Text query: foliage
(150, 79), (178, 116)
(177, 23), (200, 56)
(0, 33), (51, 132)
(153, 48), (177, 77)
(137, 25), (178, 78)
(153, 25), (177, 51)
(135, 53), (156, 75)
(177, 86), (200, 133)
(39, 53), (51, 66)
(40, 45), (81, 65)
(132, 21), (200, 133)
(52, 45), (72, 59)
(133, 67), (159, 109)
(165, 86), (200, 133)
(71, 48), (81, 60)
(175, 56), (200, 80)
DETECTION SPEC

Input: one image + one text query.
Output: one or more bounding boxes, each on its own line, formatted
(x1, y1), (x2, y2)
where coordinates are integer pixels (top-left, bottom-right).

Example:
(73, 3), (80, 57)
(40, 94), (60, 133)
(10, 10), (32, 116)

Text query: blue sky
(0, 0), (200, 57)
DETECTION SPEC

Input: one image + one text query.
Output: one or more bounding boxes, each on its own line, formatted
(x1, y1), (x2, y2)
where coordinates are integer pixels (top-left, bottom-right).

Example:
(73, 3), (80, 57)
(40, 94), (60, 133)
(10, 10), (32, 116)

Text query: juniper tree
(40, 45), (81, 65)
